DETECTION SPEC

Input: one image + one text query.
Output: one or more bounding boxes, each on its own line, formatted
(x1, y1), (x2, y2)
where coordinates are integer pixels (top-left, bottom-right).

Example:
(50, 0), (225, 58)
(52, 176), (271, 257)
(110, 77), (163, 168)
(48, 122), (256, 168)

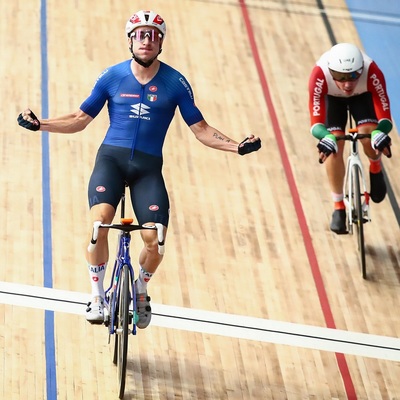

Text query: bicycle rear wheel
(117, 264), (131, 399)
(352, 165), (366, 279)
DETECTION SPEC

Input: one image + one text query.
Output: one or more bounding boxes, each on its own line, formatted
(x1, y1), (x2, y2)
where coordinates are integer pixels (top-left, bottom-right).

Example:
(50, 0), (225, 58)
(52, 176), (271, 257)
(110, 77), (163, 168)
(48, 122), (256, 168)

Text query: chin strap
(132, 55), (155, 68)
(130, 45), (163, 68)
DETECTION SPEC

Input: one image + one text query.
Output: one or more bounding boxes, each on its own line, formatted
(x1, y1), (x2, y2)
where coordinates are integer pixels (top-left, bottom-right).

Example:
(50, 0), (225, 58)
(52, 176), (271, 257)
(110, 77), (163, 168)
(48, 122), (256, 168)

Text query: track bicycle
(337, 128), (371, 279)
(88, 191), (165, 399)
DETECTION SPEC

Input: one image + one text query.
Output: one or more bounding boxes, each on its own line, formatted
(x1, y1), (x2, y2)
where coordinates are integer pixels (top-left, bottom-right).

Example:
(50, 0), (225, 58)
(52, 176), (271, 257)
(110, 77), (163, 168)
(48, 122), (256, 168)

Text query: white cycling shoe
(86, 296), (104, 325)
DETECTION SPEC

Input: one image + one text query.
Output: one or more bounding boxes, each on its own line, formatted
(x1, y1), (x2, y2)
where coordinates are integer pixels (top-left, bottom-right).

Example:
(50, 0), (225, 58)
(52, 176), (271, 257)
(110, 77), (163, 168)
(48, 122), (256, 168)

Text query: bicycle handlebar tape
(87, 239), (97, 253)
(88, 221), (102, 252)
(155, 223), (165, 255)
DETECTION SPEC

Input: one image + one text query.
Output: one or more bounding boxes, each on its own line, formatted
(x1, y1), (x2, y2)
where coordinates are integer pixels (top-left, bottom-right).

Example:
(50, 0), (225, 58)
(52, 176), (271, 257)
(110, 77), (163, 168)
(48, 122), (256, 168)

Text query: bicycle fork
(343, 152), (371, 233)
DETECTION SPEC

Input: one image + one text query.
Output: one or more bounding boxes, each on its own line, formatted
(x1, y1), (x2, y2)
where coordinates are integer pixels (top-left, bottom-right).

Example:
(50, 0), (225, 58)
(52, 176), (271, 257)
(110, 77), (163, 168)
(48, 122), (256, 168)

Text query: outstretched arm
(18, 108), (93, 133)
(190, 119), (260, 154)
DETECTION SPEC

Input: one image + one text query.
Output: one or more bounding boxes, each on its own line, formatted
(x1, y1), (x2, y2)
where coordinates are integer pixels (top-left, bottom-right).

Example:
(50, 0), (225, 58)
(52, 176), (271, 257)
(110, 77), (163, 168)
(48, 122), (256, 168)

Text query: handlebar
(318, 131), (372, 164)
(335, 132), (371, 141)
(88, 221), (165, 255)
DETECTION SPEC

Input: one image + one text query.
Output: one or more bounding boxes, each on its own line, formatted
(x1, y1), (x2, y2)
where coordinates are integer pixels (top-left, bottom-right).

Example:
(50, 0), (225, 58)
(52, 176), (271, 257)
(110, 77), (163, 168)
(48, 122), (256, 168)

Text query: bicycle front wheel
(117, 264), (131, 399)
(110, 290), (118, 365)
(352, 165), (366, 279)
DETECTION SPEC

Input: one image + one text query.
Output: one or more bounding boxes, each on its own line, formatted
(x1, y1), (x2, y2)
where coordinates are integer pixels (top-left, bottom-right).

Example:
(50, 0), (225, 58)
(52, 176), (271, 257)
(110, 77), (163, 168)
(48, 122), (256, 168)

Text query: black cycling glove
(371, 130), (391, 157)
(238, 137), (261, 155)
(17, 110), (41, 131)
(317, 134), (338, 157)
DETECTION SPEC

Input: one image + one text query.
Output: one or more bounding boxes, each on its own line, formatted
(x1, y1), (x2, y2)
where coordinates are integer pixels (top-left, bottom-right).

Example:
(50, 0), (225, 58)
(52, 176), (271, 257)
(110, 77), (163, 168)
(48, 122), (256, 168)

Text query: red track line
(238, 0), (357, 398)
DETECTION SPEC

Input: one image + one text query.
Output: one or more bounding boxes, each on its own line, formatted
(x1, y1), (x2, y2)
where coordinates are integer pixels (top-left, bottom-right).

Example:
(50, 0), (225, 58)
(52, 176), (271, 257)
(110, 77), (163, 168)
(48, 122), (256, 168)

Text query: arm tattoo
(213, 132), (231, 142)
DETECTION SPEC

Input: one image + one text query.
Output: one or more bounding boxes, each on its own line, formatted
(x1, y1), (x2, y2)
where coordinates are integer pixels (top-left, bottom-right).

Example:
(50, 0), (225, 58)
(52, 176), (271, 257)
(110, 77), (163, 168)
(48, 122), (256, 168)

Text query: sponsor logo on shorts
(149, 205), (159, 211)
(96, 186), (106, 192)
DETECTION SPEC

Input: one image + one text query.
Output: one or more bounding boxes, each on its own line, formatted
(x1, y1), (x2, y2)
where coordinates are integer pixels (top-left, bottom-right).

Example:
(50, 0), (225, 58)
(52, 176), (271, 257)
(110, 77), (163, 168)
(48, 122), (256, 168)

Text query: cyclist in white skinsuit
(308, 43), (392, 234)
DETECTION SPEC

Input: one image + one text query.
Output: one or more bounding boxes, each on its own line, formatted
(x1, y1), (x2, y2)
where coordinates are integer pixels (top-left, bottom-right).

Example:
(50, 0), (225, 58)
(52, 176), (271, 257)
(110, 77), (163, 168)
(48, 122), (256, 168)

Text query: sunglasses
(131, 28), (163, 43)
(329, 68), (363, 82)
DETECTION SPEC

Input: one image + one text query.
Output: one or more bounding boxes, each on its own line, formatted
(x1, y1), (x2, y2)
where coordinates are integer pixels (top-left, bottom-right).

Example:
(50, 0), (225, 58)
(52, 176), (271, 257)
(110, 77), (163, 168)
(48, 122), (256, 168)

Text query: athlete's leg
(85, 203), (115, 266)
(85, 145), (126, 323)
(85, 203), (115, 312)
(351, 93), (386, 203)
(324, 96), (348, 233)
(127, 150), (170, 328)
(358, 123), (379, 160)
(128, 150), (170, 282)
(325, 133), (347, 233)
(360, 128), (386, 203)
(325, 133), (346, 198)
(139, 225), (167, 272)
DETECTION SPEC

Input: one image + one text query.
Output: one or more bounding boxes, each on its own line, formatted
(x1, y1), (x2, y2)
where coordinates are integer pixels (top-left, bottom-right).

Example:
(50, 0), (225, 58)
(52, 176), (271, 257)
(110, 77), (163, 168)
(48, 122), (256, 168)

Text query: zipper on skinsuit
(130, 84), (146, 160)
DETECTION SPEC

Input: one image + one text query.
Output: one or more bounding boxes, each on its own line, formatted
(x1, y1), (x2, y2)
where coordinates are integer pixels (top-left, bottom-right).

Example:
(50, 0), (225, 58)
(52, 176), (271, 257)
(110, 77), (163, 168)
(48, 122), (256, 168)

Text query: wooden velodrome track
(1, 0), (399, 399)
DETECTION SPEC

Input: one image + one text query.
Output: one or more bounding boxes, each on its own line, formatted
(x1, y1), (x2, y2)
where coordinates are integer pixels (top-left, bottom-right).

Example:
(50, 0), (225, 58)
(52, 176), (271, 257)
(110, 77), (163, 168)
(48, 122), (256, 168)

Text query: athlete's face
(334, 79), (359, 95)
(129, 28), (163, 60)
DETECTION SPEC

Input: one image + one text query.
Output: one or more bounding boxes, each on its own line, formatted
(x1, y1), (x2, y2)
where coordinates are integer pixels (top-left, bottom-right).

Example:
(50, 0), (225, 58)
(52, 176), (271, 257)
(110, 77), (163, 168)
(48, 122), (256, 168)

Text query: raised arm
(18, 108), (93, 133)
(189, 119), (261, 155)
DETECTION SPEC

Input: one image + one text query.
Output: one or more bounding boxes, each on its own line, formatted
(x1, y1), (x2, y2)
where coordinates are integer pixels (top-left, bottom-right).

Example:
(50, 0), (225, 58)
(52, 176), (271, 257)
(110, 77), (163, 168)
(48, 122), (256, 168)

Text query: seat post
(121, 186), (126, 219)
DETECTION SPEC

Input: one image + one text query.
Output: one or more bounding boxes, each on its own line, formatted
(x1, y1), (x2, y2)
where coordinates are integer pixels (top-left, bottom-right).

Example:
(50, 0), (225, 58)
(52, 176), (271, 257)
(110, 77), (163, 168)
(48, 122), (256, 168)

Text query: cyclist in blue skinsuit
(18, 10), (261, 328)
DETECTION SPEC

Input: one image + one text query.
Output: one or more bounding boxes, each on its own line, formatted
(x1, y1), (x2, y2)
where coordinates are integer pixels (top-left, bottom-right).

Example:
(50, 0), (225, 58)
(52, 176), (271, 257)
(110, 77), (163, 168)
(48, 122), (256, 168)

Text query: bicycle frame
(105, 229), (137, 335)
(87, 192), (165, 398)
(88, 209), (165, 332)
(342, 132), (371, 234)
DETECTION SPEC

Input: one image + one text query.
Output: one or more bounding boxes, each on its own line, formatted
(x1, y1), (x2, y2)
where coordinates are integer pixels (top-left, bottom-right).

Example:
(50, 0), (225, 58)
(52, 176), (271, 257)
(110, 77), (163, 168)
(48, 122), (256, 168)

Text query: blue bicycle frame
(88, 194), (165, 336)
(105, 227), (138, 335)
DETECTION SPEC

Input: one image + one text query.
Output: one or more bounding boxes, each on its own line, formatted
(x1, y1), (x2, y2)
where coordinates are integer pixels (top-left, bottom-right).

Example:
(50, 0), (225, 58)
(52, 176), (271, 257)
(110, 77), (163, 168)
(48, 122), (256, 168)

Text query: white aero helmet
(125, 10), (166, 38)
(327, 43), (363, 73)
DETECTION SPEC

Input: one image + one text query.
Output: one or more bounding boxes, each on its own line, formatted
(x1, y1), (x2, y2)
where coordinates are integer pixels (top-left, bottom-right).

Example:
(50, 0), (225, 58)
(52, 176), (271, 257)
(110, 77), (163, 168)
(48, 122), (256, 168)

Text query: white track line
(0, 281), (399, 361)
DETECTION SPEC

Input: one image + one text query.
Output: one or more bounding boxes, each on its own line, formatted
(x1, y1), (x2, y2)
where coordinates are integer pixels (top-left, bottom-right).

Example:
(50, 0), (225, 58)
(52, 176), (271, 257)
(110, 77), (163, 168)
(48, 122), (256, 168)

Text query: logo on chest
(147, 94), (157, 102)
(130, 103), (151, 120)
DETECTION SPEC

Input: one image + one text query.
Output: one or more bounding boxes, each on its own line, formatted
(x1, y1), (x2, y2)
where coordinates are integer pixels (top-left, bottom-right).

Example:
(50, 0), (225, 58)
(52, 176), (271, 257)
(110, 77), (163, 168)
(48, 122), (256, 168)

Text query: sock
(88, 262), (107, 299)
(334, 201), (345, 210)
(331, 192), (345, 210)
(369, 156), (382, 174)
(136, 266), (153, 293)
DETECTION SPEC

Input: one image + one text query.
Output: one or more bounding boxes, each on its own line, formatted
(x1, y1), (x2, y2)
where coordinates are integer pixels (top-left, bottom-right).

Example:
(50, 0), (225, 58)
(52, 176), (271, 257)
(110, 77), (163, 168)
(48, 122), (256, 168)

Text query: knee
(143, 234), (161, 254)
(90, 204), (115, 223)
(141, 226), (166, 254)
(89, 204), (115, 240)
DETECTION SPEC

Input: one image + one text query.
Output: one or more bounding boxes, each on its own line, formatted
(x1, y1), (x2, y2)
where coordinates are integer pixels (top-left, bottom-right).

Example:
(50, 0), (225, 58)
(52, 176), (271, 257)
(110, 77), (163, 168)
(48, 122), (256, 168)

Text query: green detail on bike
(133, 311), (139, 324)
